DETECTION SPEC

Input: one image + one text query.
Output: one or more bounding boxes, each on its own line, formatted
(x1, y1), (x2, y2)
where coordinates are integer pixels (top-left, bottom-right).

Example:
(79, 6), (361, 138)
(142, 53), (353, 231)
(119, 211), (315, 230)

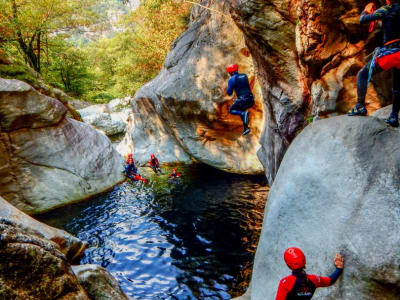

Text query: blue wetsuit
(125, 163), (138, 180)
(227, 71), (254, 129)
(356, 3), (400, 118)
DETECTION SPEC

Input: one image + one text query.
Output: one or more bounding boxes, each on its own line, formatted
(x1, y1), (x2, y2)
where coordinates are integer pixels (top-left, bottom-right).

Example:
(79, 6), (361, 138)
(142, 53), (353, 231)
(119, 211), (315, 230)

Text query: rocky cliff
(118, 0), (264, 173)
(122, 0), (392, 180)
(229, 0), (392, 182)
(0, 78), (125, 214)
(248, 115), (400, 299)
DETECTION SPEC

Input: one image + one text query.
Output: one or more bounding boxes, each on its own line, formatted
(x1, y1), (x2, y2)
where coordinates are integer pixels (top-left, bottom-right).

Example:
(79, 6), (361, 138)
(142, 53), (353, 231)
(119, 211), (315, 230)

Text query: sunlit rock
(249, 116), (400, 299)
(119, 0), (264, 174)
(0, 78), (125, 214)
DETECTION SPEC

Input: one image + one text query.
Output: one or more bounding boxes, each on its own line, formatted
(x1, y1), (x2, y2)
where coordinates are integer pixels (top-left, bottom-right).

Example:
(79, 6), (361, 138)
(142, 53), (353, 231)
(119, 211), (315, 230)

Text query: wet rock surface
(0, 220), (89, 300)
(0, 196), (87, 261)
(119, 0), (264, 173)
(0, 78), (125, 214)
(72, 265), (129, 300)
(249, 116), (400, 299)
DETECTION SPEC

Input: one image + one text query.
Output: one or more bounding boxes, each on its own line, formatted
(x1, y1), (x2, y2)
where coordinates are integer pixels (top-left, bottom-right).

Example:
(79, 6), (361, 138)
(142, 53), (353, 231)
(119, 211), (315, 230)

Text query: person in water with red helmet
(149, 154), (162, 174)
(348, 0), (400, 127)
(226, 64), (255, 135)
(275, 247), (344, 300)
(169, 168), (181, 179)
(125, 154), (147, 183)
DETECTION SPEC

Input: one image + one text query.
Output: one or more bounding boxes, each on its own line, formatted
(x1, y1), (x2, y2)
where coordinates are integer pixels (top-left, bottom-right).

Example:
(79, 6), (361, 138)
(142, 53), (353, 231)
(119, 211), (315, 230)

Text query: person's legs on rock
(386, 68), (400, 127)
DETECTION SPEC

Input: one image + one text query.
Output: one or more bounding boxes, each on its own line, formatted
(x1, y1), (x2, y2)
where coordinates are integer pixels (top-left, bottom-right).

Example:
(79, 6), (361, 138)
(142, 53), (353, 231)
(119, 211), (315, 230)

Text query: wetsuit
(149, 158), (161, 173)
(275, 268), (342, 300)
(227, 71), (255, 130)
(357, 3), (400, 118)
(125, 163), (138, 180)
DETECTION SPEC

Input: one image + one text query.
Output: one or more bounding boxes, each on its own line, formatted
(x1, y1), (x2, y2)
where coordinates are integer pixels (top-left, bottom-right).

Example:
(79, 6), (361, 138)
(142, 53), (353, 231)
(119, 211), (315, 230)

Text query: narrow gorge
(1, 0), (400, 299)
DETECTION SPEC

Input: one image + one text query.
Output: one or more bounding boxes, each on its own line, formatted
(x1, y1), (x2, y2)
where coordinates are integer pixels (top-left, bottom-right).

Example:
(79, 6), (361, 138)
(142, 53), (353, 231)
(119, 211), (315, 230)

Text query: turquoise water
(39, 165), (268, 299)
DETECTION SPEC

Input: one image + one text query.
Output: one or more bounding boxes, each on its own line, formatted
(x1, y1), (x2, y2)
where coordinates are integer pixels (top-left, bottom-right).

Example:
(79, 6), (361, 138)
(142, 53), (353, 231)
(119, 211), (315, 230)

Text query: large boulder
(72, 265), (129, 300)
(229, 0), (392, 182)
(118, 0), (264, 173)
(0, 78), (125, 214)
(249, 116), (400, 299)
(0, 220), (89, 300)
(0, 196), (87, 261)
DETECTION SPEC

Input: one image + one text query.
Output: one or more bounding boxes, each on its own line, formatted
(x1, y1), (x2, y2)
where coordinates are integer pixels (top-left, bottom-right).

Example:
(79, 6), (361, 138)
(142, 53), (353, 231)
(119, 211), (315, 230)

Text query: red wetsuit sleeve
(275, 276), (296, 300)
(307, 275), (331, 288)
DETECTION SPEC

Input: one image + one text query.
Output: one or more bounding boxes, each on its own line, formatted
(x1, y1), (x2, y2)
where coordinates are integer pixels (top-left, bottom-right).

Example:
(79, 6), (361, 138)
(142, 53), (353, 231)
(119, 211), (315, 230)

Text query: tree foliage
(0, 0), (192, 102)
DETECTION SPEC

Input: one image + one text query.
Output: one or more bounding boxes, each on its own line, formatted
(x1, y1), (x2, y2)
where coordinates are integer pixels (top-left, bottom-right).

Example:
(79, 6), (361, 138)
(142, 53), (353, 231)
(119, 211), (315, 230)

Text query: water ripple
(39, 165), (268, 299)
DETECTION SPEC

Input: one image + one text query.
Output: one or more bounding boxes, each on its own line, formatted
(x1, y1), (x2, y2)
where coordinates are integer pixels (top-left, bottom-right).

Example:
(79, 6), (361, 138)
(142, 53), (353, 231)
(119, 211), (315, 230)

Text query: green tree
(0, 0), (98, 73)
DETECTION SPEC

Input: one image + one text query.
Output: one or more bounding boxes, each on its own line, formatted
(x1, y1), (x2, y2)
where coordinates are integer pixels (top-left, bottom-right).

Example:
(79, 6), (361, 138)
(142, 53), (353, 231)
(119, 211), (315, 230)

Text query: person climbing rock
(275, 247), (344, 300)
(226, 64), (255, 135)
(125, 154), (147, 183)
(149, 154), (162, 174)
(348, 0), (400, 127)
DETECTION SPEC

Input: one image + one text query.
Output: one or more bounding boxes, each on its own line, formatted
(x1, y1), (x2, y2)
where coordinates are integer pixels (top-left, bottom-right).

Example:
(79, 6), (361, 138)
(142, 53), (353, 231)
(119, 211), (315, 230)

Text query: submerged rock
(0, 220), (89, 300)
(249, 116), (400, 299)
(72, 265), (129, 300)
(0, 78), (125, 214)
(118, 0), (264, 173)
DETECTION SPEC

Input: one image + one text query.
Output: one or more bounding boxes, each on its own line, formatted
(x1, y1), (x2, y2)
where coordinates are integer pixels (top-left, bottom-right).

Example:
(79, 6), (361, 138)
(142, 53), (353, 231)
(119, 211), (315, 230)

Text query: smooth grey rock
(72, 265), (129, 300)
(0, 79), (125, 214)
(0, 78), (66, 131)
(250, 116), (400, 300)
(372, 105), (392, 119)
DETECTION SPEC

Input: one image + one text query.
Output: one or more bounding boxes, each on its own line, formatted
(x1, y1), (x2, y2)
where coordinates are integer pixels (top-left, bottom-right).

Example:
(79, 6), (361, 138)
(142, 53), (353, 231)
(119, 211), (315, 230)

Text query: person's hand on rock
(334, 253), (344, 269)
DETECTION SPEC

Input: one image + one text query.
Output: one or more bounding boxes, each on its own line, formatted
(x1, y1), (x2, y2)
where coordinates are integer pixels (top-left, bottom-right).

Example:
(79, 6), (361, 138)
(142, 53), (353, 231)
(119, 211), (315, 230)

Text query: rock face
(72, 265), (129, 300)
(0, 220), (90, 300)
(0, 78), (125, 214)
(119, 0), (264, 173)
(229, 0), (392, 182)
(0, 196), (87, 261)
(249, 116), (400, 300)
(78, 97), (131, 137)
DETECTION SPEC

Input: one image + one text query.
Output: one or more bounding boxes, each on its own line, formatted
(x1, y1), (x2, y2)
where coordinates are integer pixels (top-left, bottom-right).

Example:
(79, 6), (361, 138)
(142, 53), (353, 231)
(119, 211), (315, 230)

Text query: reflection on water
(39, 165), (268, 299)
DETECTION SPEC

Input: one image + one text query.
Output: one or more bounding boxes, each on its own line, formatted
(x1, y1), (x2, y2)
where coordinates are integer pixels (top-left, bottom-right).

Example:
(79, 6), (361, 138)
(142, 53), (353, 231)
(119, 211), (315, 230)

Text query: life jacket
(286, 273), (317, 300)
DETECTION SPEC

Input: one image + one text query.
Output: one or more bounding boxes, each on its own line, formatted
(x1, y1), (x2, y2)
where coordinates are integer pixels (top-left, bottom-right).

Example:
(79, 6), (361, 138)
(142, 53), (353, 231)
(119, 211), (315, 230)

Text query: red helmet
(128, 154), (133, 158)
(226, 64), (238, 73)
(172, 168), (176, 172)
(151, 154), (155, 159)
(284, 247), (306, 270)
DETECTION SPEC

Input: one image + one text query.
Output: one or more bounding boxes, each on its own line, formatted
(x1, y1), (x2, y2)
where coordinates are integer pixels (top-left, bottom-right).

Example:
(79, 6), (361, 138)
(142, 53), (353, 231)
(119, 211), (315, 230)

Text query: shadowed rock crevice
(229, 0), (393, 182)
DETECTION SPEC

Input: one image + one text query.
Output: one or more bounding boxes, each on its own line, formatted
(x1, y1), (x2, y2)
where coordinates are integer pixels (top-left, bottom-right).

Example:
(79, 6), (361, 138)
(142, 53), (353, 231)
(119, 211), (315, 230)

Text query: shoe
(244, 111), (250, 126)
(385, 116), (399, 127)
(348, 104), (367, 116)
(243, 128), (251, 136)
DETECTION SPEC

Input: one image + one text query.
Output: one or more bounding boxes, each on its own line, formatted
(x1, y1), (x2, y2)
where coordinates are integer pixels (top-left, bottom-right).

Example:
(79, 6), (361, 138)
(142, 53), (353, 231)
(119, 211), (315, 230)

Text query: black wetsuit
(357, 3), (400, 118)
(227, 71), (255, 129)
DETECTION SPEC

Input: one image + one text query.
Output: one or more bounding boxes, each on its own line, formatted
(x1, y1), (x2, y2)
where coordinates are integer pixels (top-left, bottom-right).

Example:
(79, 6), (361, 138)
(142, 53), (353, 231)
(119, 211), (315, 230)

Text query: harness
(286, 274), (317, 300)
